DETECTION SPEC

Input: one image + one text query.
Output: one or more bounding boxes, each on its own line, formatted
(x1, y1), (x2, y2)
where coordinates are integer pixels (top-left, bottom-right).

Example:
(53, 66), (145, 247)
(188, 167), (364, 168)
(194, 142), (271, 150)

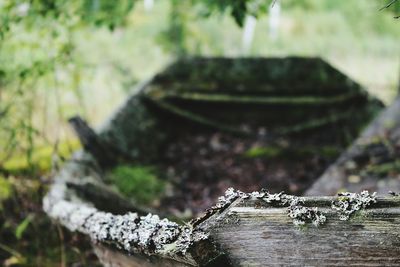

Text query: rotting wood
(93, 244), (190, 267)
(197, 189), (400, 267)
(97, 88), (170, 163)
(43, 57), (396, 266)
(44, 154), (400, 267)
(43, 151), (223, 267)
(68, 116), (120, 168)
(71, 57), (383, 169)
(45, 173), (400, 266)
(306, 96), (400, 196)
(154, 91), (361, 105)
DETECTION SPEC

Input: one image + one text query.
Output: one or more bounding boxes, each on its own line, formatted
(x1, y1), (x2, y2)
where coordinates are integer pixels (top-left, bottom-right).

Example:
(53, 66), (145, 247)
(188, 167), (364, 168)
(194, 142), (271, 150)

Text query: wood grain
(200, 197), (400, 266)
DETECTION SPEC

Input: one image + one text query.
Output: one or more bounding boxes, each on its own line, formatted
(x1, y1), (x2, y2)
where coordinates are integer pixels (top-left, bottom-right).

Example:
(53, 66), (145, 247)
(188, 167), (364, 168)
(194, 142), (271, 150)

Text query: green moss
(244, 146), (282, 158)
(349, 210), (368, 223)
(0, 176), (12, 210)
(108, 165), (165, 205)
(244, 145), (340, 159)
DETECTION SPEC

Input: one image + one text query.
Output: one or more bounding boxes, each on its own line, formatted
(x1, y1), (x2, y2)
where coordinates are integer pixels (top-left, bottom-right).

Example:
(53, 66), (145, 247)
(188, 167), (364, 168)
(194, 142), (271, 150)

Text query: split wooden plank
(199, 195), (400, 266)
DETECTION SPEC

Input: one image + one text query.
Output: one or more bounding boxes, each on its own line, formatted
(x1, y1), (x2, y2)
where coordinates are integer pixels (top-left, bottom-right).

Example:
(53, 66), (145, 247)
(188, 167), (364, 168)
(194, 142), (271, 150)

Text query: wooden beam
(44, 152), (400, 266)
(198, 194), (400, 266)
(68, 116), (118, 168)
(43, 151), (223, 267)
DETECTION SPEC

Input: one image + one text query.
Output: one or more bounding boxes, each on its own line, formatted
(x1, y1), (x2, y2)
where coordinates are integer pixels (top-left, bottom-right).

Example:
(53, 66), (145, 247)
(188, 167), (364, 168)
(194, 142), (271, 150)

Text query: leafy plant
(15, 214), (33, 240)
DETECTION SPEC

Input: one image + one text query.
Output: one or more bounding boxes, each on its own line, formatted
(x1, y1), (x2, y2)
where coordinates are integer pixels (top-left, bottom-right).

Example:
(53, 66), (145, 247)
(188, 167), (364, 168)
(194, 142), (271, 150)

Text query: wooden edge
(306, 96), (400, 196)
(43, 151), (224, 267)
(195, 191), (400, 266)
(43, 152), (400, 266)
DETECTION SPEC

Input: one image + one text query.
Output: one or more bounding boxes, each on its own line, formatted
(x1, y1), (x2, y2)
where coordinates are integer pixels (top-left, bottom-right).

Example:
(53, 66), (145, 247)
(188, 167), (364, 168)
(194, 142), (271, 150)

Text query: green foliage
(0, 0), (136, 172)
(193, 0), (271, 27)
(0, 176), (12, 210)
(2, 139), (80, 175)
(80, 0), (136, 29)
(108, 165), (165, 205)
(0, 0), (399, 175)
(15, 214), (33, 240)
(157, 0), (190, 56)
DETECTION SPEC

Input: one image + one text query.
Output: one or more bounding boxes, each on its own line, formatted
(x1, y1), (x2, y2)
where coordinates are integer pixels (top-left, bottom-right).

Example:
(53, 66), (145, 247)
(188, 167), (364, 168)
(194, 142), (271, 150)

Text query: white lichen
(331, 190), (377, 220)
(287, 205), (326, 227)
(244, 189), (325, 226)
(216, 188), (326, 227)
(215, 187), (247, 209)
(43, 154), (209, 260)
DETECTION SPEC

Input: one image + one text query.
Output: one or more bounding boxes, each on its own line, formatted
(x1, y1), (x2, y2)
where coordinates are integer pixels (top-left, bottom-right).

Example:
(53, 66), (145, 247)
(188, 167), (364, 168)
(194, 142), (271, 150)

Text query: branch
(380, 0), (399, 11)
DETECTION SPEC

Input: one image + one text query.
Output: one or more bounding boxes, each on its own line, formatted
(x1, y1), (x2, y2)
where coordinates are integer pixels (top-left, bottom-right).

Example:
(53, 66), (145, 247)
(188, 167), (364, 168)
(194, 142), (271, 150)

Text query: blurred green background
(0, 0), (399, 266)
(1, 0), (400, 173)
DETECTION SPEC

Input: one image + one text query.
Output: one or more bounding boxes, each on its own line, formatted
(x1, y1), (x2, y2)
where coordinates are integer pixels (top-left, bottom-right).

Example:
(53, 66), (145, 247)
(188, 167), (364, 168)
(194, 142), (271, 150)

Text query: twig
(56, 224), (66, 267)
(380, 0), (399, 11)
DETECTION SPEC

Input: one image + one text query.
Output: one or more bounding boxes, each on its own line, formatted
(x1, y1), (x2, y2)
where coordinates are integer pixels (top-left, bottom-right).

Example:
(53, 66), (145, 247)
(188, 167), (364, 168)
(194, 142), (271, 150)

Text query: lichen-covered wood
(43, 151), (222, 266)
(45, 171), (400, 267)
(306, 96), (400, 196)
(76, 57), (384, 208)
(197, 189), (400, 266)
(43, 57), (393, 266)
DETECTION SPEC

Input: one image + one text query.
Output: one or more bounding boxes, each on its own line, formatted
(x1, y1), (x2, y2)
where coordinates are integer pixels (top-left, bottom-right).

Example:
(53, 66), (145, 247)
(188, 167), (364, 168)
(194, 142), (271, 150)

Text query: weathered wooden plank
(44, 154), (400, 267)
(43, 151), (223, 267)
(43, 57), (394, 266)
(199, 193), (400, 266)
(93, 244), (190, 267)
(68, 116), (123, 168)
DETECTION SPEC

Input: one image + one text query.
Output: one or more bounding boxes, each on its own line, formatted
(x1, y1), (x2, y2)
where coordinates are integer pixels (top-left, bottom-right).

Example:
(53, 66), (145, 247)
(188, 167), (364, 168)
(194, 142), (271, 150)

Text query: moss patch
(108, 165), (165, 205)
(244, 145), (340, 159)
(0, 176), (12, 210)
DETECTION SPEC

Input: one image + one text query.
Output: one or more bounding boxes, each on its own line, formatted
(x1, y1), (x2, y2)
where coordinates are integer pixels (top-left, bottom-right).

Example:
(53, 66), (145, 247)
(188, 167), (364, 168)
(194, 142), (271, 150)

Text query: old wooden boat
(43, 57), (400, 266)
